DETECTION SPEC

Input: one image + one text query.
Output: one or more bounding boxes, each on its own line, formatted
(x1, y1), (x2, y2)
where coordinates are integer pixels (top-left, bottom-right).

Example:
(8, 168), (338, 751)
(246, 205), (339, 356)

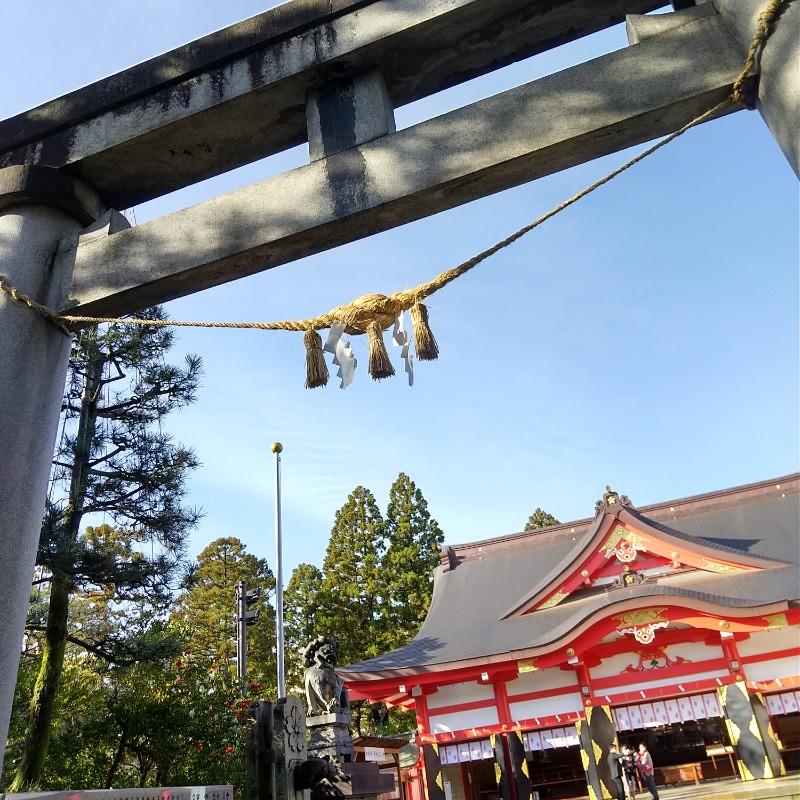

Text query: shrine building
(339, 475), (800, 800)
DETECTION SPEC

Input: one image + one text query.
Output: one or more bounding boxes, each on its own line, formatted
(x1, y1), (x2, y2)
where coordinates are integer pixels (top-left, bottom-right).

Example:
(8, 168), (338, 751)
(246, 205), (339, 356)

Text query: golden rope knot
(329, 293), (403, 334)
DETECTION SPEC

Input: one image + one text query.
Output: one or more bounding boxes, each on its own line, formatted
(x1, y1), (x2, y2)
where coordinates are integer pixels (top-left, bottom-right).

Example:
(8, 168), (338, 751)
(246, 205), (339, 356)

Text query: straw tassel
(366, 320), (395, 380)
(304, 328), (329, 389)
(410, 302), (439, 361)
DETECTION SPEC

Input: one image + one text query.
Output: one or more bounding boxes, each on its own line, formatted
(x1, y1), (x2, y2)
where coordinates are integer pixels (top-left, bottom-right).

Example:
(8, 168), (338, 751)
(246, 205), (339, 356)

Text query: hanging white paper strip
(392, 311), (414, 385)
(392, 311), (407, 347)
(324, 321), (346, 354)
(334, 337), (357, 389)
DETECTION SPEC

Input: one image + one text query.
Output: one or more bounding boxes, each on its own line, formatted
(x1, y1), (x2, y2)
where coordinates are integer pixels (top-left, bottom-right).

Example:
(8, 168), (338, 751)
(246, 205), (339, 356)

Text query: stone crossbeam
(0, 0), (663, 209)
(54, 7), (746, 319)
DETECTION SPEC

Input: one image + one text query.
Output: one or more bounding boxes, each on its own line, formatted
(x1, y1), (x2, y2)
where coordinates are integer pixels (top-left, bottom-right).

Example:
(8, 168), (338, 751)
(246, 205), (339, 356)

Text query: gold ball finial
(271, 442), (283, 454)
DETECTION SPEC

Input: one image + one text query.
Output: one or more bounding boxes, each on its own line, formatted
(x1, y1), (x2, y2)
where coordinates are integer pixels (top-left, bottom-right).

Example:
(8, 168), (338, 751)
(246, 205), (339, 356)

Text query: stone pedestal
(245, 698), (309, 800)
(307, 710), (354, 761)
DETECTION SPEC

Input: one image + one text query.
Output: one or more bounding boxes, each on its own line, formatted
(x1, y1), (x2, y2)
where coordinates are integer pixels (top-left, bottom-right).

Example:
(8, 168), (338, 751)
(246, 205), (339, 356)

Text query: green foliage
(283, 563), (323, 693)
(4, 641), (115, 790)
(523, 507), (560, 531)
(171, 537), (277, 692)
(8, 469), (446, 789)
(10, 311), (201, 790)
(101, 651), (255, 787)
(4, 619), (258, 792)
(292, 474), (444, 736)
(318, 486), (386, 667)
(367, 703), (417, 737)
(382, 472), (445, 650)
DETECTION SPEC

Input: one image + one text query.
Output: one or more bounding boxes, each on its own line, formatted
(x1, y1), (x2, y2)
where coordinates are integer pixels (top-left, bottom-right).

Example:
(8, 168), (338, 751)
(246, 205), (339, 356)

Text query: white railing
(0, 785), (233, 800)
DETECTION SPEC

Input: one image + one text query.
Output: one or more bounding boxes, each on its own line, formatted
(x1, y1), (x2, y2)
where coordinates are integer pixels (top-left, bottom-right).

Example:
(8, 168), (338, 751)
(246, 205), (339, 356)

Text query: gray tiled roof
(341, 476), (799, 677)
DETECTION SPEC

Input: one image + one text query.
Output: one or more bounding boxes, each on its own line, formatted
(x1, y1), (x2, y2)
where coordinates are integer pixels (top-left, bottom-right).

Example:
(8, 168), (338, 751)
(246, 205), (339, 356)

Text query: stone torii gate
(0, 0), (797, 770)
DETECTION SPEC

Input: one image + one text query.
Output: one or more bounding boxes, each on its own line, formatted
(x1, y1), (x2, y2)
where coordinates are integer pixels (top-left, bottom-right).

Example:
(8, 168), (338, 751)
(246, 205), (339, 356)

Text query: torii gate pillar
(0, 166), (105, 767)
(716, 0), (799, 175)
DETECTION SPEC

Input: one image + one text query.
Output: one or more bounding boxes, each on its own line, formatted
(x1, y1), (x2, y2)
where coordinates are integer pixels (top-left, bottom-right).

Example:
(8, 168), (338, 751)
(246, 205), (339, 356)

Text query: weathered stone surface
(53, 8), (748, 320)
(307, 68), (396, 162)
(245, 698), (310, 800)
(0, 166), (104, 770)
(307, 711), (353, 727)
(714, 0), (799, 176)
(0, 0), (664, 208)
(308, 724), (355, 761)
(626, 3), (715, 44)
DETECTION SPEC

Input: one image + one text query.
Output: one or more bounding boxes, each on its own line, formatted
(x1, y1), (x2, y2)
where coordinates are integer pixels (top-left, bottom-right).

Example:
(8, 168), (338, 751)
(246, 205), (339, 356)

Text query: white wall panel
(427, 681), (495, 709)
(744, 656), (800, 683)
(603, 668), (729, 695)
(509, 691), (583, 720)
(429, 706), (499, 733)
(506, 667), (577, 697)
(737, 626), (800, 658)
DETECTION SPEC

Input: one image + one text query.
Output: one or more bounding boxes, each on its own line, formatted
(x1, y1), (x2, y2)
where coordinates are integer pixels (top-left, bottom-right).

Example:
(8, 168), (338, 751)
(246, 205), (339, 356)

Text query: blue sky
(2, 1), (798, 579)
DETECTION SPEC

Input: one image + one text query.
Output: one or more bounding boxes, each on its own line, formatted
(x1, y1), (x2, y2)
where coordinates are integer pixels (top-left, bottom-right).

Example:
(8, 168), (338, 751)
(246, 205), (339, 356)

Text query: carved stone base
(307, 716), (354, 761)
(307, 710), (351, 727)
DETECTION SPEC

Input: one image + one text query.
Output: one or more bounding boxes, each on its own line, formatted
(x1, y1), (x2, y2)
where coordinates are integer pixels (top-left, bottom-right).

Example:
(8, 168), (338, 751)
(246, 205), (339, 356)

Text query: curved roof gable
(503, 486), (791, 618)
(339, 476), (798, 688)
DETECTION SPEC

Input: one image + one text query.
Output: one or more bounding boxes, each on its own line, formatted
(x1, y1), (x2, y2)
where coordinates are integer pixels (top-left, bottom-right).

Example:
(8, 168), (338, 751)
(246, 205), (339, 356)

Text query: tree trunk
(10, 337), (101, 790)
(9, 575), (70, 790)
(104, 725), (128, 788)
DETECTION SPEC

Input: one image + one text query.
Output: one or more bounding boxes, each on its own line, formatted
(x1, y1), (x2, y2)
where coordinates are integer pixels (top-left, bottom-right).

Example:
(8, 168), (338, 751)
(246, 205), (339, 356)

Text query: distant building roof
(341, 474), (798, 681)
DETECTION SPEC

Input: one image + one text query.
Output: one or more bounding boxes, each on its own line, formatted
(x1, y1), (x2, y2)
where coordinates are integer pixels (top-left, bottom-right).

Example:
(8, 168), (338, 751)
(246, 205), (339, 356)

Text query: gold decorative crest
(614, 608), (668, 628)
(517, 659), (538, 673)
(539, 587), (568, 609)
(702, 559), (743, 573)
(764, 613), (789, 629)
(601, 524), (648, 555)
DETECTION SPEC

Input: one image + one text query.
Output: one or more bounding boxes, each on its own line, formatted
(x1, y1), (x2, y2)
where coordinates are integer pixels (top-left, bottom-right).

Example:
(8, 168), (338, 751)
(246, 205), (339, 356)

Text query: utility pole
(236, 579), (261, 695)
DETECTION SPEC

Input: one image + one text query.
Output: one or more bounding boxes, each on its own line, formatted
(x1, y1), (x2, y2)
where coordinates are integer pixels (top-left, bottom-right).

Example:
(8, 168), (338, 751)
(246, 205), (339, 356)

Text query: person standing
(607, 743), (626, 800)
(622, 745), (638, 799)
(636, 743), (660, 800)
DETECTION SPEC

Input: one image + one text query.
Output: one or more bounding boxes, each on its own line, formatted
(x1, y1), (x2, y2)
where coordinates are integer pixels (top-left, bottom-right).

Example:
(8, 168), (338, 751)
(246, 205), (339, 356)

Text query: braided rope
(0, 0), (787, 338)
(731, 0), (785, 103)
(0, 278), (73, 335)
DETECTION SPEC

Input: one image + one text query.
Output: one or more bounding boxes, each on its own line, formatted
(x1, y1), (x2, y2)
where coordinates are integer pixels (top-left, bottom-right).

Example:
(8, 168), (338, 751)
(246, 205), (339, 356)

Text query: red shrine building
(340, 475), (800, 800)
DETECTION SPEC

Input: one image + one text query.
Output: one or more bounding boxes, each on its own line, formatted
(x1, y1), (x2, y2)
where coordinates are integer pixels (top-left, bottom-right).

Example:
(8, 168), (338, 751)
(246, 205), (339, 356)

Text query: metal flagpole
(271, 441), (285, 699)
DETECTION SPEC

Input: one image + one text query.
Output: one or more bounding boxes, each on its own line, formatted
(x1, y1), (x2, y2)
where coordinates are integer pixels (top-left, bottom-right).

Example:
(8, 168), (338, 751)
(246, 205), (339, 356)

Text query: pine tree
(382, 473), (444, 651)
(523, 507), (560, 531)
(10, 310), (201, 791)
(171, 537), (276, 692)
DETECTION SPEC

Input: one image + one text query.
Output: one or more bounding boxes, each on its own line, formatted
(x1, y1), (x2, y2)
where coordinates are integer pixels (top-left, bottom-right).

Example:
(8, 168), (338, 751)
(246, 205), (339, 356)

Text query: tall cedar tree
(282, 563), (323, 693)
(318, 487), (386, 669)
(170, 537), (277, 692)
(10, 310), (201, 791)
(382, 473), (445, 651)
(524, 508), (560, 531)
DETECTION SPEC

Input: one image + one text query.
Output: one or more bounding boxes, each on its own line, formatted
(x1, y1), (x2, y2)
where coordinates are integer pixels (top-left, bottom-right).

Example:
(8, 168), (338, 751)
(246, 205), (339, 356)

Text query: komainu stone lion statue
(303, 635), (349, 717)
